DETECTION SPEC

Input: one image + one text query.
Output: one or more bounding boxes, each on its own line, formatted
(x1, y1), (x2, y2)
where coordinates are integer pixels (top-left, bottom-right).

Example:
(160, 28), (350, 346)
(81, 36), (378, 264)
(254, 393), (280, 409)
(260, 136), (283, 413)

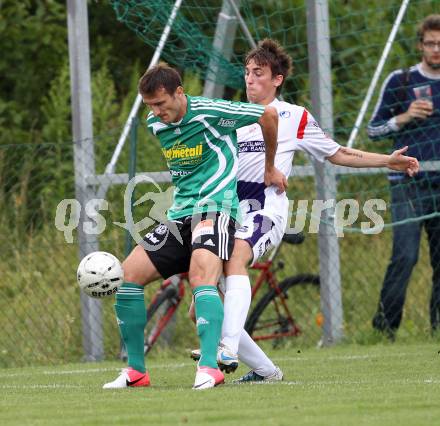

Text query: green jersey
(147, 95), (265, 221)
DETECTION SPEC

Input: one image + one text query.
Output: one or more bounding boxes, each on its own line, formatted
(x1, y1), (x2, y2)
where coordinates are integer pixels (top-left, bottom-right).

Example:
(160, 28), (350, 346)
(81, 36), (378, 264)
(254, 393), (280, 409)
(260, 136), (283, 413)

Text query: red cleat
(103, 367), (150, 389)
(192, 366), (224, 390)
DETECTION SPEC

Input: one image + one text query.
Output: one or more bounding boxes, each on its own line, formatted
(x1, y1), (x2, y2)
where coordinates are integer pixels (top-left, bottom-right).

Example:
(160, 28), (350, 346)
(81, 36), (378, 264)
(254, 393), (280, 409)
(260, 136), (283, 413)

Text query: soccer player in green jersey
(103, 63), (287, 390)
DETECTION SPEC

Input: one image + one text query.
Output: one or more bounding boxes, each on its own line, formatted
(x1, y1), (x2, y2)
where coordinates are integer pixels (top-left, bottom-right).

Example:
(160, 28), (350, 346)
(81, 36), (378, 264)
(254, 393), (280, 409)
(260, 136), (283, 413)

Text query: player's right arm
(328, 146), (419, 176)
(295, 107), (419, 176)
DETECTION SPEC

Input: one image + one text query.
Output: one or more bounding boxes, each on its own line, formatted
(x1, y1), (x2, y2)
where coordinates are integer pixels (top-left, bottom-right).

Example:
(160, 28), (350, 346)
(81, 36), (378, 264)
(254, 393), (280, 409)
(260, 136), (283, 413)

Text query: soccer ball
(77, 251), (124, 298)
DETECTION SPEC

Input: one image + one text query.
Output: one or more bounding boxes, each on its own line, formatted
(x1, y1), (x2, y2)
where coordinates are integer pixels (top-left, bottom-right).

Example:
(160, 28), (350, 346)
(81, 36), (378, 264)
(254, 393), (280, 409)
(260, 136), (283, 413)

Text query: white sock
(238, 329), (276, 376)
(221, 275), (251, 354)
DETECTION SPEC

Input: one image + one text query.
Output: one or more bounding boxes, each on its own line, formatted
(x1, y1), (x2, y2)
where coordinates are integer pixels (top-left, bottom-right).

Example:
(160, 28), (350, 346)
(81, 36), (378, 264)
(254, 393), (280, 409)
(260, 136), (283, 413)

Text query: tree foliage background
(1, 0), (436, 149)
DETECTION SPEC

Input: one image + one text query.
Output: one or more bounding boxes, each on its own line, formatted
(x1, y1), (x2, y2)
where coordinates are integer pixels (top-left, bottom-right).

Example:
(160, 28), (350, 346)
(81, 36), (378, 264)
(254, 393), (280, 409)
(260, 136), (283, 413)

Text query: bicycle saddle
(282, 232), (305, 245)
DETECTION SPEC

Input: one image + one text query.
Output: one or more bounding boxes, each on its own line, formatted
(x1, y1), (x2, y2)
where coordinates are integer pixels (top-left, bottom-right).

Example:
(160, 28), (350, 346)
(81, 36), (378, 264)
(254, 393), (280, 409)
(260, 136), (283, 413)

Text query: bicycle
(132, 232), (320, 356)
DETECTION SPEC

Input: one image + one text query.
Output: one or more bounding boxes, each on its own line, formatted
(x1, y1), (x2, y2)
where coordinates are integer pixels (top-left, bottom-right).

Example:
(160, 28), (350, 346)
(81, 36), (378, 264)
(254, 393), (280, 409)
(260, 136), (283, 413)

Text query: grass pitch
(1, 342), (439, 426)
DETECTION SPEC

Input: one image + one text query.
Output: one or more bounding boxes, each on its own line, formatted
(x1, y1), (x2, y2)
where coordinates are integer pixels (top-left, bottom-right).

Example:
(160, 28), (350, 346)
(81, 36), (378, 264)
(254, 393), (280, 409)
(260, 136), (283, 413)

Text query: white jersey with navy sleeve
(236, 98), (340, 220)
(235, 98), (340, 262)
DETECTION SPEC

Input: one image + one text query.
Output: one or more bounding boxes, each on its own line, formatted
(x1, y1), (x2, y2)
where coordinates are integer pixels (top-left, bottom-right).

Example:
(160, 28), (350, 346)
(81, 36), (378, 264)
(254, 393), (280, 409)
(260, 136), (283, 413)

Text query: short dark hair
(417, 14), (440, 41)
(138, 63), (182, 97)
(245, 38), (293, 95)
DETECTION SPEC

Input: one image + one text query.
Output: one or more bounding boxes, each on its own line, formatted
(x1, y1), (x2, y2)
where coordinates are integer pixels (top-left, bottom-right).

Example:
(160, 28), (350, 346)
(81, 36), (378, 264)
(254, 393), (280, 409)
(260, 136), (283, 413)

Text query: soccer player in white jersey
(102, 63), (287, 390)
(214, 39), (420, 382)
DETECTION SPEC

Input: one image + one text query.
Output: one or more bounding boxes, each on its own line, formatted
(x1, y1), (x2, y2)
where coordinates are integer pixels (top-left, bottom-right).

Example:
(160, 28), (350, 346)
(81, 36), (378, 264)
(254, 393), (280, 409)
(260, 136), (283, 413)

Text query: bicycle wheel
(144, 284), (181, 354)
(245, 274), (320, 345)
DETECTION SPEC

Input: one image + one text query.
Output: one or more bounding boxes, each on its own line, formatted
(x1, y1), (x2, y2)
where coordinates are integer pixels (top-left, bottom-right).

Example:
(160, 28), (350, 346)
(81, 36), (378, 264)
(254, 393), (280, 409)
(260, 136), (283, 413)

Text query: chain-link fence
(1, 0), (440, 367)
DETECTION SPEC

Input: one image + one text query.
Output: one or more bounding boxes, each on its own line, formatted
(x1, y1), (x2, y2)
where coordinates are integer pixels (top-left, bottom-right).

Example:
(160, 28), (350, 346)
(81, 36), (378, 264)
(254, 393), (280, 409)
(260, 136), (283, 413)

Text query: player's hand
(264, 167), (288, 194)
(388, 146), (419, 177)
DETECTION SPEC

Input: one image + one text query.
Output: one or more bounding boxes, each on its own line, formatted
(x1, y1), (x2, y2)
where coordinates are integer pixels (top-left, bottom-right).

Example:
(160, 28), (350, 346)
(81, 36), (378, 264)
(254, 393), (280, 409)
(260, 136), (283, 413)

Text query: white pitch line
(0, 352), (433, 380)
(230, 378), (440, 387)
(281, 378), (440, 386)
(0, 362), (194, 379)
(44, 367), (117, 375)
(0, 368), (115, 379)
(275, 352), (419, 362)
(2, 379), (439, 390)
(1, 384), (84, 389)
(229, 381), (299, 386)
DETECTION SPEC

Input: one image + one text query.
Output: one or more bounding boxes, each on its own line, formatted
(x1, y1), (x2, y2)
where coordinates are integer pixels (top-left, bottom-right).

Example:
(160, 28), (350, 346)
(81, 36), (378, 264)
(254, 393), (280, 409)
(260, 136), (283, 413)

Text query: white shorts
(235, 211), (286, 265)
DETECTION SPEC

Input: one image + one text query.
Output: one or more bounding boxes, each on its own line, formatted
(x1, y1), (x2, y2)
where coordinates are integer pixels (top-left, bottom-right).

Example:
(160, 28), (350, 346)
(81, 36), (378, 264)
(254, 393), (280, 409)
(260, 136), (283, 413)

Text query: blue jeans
(373, 180), (440, 333)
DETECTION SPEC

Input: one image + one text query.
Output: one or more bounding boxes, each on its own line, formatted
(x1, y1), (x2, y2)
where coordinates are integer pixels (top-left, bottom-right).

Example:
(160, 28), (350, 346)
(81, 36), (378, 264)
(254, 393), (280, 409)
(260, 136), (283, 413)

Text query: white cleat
(103, 367), (150, 389)
(217, 343), (239, 374)
(233, 366), (284, 384)
(192, 366), (224, 390)
(190, 344), (239, 373)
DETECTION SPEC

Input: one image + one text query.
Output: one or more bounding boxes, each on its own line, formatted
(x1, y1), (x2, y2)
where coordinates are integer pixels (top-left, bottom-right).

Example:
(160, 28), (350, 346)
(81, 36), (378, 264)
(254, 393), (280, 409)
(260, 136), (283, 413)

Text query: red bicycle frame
(250, 247), (302, 340)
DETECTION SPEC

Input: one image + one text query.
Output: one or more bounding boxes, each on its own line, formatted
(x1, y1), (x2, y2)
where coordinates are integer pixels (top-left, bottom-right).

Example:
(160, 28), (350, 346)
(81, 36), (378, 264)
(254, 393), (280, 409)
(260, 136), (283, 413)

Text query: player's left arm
(328, 146), (419, 177)
(258, 106), (288, 193)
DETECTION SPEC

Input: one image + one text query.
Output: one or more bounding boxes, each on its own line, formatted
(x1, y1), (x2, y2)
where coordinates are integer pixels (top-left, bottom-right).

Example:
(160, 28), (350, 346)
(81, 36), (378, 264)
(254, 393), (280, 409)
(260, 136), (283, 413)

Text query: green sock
(193, 285), (224, 369)
(115, 282), (147, 373)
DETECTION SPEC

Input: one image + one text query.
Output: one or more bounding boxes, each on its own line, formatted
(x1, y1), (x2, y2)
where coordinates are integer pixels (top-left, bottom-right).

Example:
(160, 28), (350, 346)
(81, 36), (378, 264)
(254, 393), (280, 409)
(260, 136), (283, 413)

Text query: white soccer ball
(77, 251), (124, 298)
